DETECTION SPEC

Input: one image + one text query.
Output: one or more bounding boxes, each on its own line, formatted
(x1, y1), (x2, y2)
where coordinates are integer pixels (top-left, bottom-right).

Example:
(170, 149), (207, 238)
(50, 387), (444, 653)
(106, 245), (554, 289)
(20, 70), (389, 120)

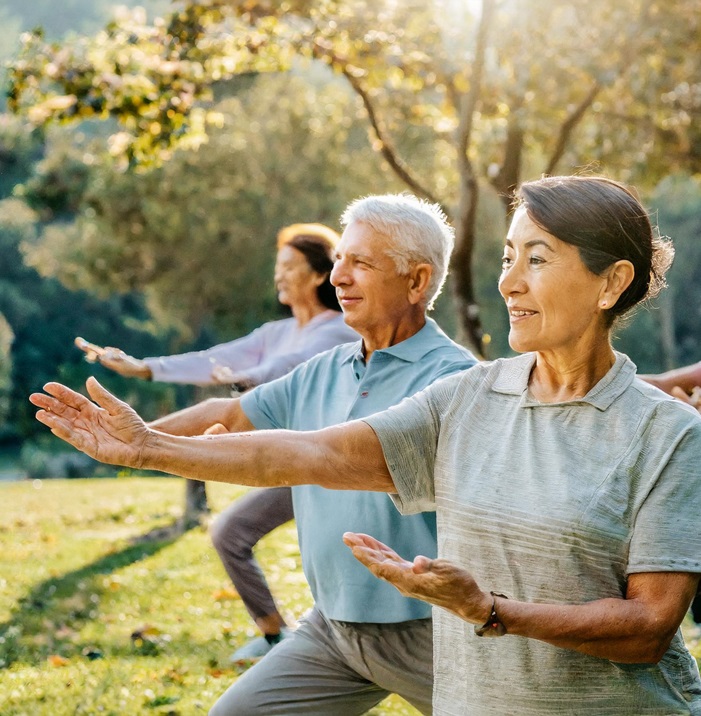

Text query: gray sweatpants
(210, 487), (294, 621)
(209, 607), (434, 715)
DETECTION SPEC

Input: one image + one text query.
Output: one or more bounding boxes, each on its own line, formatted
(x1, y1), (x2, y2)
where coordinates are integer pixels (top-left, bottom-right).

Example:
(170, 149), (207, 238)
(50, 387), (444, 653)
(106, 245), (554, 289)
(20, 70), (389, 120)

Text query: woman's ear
(599, 260), (635, 309)
(408, 263), (433, 306)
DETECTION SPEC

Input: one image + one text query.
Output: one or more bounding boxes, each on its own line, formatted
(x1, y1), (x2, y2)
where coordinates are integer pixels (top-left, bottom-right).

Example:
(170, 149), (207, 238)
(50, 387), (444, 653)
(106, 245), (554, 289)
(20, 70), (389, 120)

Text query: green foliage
(0, 478), (417, 715)
(21, 69), (402, 340)
(0, 116), (44, 200)
(648, 174), (701, 365)
(7, 0), (701, 186)
(0, 193), (184, 440)
(594, 174), (701, 372)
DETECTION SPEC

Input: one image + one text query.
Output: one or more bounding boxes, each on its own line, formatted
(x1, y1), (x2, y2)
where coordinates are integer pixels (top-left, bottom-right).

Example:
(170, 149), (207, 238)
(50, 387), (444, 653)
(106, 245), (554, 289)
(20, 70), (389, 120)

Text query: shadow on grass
(0, 520), (197, 669)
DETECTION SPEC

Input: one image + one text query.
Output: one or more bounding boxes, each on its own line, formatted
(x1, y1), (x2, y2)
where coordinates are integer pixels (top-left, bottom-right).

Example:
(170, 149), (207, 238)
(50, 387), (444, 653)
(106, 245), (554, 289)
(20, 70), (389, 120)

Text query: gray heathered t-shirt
(364, 352), (701, 715)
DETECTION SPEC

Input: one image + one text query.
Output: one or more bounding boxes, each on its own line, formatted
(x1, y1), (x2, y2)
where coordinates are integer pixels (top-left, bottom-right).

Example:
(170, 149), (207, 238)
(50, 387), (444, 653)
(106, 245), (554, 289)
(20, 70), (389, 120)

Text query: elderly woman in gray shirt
(33, 176), (701, 715)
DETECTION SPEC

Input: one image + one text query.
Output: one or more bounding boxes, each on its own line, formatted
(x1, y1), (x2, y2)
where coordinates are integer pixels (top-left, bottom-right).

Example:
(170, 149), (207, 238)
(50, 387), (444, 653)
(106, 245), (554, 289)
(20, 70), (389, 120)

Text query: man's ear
(408, 263), (432, 306)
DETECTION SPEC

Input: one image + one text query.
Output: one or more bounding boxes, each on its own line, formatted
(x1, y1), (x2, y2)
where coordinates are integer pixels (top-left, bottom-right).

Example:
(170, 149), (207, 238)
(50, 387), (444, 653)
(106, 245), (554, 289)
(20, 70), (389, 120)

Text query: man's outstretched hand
(343, 532), (492, 624)
(30, 377), (150, 469)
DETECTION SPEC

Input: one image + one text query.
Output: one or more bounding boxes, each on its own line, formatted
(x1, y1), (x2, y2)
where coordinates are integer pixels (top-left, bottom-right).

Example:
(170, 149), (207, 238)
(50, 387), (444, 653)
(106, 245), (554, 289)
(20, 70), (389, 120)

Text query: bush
(19, 440), (111, 479)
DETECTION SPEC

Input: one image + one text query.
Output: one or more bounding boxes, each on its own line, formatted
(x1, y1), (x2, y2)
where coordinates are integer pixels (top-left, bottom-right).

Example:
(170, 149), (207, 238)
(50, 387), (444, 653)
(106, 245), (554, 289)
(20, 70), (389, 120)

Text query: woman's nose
(498, 264), (525, 298)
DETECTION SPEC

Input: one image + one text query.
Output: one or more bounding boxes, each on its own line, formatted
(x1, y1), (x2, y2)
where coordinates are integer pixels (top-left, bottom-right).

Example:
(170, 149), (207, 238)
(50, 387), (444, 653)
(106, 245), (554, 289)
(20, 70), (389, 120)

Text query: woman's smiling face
(498, 206), (608, 356)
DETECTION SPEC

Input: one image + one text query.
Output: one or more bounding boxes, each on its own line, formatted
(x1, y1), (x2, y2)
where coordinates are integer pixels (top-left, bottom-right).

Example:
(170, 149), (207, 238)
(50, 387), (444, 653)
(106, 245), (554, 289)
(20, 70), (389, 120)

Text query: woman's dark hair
(516, 176), (674, 324)
(277, 223), (341, 311)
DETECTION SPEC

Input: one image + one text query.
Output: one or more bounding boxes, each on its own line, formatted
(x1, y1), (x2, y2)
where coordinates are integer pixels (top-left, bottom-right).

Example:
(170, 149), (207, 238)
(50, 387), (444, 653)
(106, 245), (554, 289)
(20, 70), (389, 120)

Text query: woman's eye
(529, 256), (545, 265)
(501, 256), (512, 268)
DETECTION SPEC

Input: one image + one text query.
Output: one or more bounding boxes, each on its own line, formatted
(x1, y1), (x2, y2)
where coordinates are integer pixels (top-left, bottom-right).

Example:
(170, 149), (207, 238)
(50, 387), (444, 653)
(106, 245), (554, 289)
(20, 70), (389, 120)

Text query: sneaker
(229, 628), (291, 662)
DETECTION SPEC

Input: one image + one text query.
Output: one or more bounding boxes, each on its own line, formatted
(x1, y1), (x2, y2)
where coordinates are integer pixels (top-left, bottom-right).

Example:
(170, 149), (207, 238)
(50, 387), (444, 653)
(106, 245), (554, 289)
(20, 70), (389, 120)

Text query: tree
(8, 0), (701, 354)
(20, 70), (403, 340)
(0, 314), (13, 430)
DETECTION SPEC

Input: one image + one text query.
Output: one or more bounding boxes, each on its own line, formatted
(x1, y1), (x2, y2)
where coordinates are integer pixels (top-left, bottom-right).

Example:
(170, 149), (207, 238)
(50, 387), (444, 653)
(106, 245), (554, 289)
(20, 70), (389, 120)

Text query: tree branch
(543, 81), (602, 176)
(543, 0), (655, 175)
(339, 65), (444, 207)
(310, 39), (442, 207)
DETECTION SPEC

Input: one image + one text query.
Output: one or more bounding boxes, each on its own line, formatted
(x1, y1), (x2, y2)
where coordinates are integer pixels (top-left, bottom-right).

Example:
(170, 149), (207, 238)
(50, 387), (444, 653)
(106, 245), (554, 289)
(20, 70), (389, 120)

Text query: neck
(529, 336), (616, 403)
(361, 311), (426, 362)
(291, 300), (329, 328)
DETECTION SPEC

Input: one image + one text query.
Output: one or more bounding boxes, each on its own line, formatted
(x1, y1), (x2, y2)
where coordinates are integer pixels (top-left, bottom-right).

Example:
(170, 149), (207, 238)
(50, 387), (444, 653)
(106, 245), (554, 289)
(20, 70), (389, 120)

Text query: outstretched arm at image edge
(30, 378), (394, 492)
(641, 361), (701, 396)
(344, 532), (698, 664)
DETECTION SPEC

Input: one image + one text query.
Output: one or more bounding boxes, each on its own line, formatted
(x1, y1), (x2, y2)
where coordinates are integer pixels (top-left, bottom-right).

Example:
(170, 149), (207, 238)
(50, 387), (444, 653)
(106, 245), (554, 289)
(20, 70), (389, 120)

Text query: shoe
(229, 628), (291, 661)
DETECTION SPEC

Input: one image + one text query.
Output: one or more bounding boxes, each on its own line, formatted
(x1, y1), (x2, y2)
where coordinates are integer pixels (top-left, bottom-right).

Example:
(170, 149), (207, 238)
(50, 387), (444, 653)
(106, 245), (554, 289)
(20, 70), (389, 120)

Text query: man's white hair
(340, 193), (454, 310)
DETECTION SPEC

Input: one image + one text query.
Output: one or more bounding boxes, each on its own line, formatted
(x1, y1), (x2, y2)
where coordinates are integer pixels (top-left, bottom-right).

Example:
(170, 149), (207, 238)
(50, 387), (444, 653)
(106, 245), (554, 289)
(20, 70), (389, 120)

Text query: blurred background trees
(1, 0), (700, 475)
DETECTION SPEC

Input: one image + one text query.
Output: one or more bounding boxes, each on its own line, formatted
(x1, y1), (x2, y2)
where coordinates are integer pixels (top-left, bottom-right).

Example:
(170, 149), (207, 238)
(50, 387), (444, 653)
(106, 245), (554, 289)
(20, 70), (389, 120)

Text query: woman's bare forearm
(492, 572), (698, 663)
(140, 420), (395, 492)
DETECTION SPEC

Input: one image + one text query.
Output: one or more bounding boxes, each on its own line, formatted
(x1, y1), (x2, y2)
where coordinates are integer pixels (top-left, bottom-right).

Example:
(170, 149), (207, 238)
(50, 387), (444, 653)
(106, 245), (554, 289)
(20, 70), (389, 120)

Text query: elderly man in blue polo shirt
(34, 193), (476, 715)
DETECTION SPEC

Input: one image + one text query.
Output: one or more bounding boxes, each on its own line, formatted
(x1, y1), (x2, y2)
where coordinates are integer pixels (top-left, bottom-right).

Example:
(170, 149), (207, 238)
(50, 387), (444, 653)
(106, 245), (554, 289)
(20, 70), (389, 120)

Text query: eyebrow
(336, 251), (375, 262)
(504, 238), (556, 252)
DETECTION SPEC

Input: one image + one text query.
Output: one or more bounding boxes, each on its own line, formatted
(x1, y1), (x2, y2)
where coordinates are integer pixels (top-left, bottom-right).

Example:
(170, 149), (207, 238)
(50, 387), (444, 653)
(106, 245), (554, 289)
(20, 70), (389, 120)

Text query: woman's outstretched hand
(74, 337), (152, 380)
(29, 377), (150, 468)
(343, 532), (492, 624)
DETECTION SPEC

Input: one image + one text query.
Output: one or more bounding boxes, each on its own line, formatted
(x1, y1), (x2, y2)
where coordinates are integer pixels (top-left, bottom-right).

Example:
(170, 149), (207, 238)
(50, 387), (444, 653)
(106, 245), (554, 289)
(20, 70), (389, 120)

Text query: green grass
(0, 478), (420, 715)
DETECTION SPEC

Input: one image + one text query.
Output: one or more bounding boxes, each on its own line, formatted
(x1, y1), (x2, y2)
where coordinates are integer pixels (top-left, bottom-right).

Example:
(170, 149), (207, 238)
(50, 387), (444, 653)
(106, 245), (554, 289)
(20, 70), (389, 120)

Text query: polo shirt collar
(492, 351), (637, 411)
(341, 317), (448, 366)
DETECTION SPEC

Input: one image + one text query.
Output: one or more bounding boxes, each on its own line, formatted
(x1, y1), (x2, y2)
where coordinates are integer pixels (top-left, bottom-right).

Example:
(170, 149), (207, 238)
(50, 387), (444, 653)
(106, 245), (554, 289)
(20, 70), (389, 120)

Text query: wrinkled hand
(343, 532), (492, 623)
(74, 337), (151, 379)
(671, 385), (701, 414)
(30, 377), (150, 468)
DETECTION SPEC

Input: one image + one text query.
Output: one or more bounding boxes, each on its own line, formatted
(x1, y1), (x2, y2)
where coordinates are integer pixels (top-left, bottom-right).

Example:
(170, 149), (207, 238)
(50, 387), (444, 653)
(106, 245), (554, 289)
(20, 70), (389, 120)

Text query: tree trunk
(657, 289), (677, 371)
(184, 479), (209, 528)
(451, 178), (485, 358)
(182, 384), (211, 526)
(449, 0), (496, 358)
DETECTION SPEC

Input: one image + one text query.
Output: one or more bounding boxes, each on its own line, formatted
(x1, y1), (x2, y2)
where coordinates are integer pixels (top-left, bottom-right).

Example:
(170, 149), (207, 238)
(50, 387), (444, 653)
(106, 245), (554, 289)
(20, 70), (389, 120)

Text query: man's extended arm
(148, 397), (254, 436)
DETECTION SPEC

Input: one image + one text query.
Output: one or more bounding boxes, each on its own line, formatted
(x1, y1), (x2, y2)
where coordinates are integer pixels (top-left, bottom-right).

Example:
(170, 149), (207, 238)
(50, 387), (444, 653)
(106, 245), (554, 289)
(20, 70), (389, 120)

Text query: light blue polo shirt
(241, 317), (476, 623)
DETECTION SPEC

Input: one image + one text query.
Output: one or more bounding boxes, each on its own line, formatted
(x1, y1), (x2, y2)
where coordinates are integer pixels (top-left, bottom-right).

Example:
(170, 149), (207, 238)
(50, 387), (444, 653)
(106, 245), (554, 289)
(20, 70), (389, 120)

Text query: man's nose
(330, 261), (348, 287)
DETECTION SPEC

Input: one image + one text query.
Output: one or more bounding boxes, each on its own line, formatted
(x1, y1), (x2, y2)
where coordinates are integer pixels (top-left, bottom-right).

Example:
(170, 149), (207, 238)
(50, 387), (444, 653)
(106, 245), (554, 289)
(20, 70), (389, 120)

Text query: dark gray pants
(209, 607), (434, 715)
(210, 487), (294, 621)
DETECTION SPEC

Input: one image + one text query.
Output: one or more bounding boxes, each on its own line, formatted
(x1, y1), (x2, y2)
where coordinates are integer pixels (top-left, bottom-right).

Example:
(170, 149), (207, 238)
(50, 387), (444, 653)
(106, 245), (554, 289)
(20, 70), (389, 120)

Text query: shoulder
(418, 356), (522, 406)
(628, 376), (701, 429)
(256, 317), (297, 336)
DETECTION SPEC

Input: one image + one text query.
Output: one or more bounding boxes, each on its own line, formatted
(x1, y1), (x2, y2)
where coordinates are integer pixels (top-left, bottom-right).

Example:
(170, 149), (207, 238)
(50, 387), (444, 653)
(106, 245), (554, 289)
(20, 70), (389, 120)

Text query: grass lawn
(0, 477), (420, 715)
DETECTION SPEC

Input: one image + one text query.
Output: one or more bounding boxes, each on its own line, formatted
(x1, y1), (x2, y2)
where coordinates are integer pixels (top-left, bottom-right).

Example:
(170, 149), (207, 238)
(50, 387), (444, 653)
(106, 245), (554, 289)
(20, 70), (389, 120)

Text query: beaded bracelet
(474, 591), (508, 637)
